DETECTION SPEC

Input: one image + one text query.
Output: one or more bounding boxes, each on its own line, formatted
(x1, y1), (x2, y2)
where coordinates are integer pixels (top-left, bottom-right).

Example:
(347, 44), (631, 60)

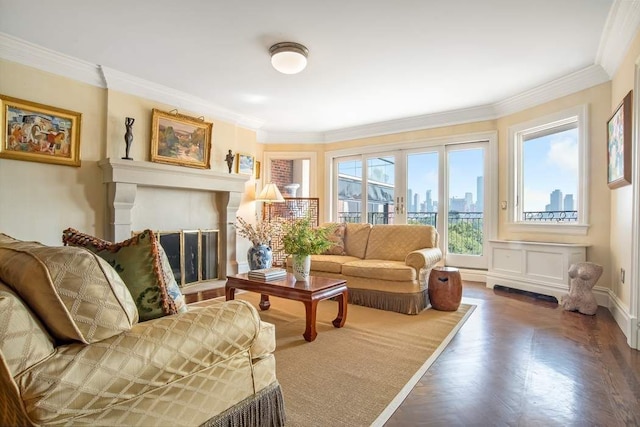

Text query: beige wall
(496, 83), (612, 290)
(609, 30), (640, 307)
(0, 59), (106, 245)
(263, 87), (614, 290)
(0, 59), (261, 246)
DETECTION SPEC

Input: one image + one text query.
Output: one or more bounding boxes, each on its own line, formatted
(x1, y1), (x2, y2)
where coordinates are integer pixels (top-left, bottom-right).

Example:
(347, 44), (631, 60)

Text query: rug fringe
(200, 382), (286, 427)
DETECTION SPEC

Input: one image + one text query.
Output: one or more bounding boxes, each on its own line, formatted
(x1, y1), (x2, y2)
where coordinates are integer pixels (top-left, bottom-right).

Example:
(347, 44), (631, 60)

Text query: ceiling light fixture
(269, 42), (308, 75)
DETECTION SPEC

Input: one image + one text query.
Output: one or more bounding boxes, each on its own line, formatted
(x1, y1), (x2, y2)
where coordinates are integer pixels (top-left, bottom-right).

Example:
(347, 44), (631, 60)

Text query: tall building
(547, 189), (563, 211)
(465, 192), (473, 211)
(476, 176), (484, 212)
(450, 197), (467, 212)
(425, 190), (432, 212)
(564, 194), (574, 211)
(407, 189), (413, 212)
(414, 193), (420, 213)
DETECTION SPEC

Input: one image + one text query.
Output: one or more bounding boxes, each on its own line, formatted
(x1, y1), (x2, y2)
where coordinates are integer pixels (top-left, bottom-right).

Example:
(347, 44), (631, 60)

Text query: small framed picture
(255, 160), (261, 179)
(607, 90), (632, 189)
(150, 108), (212, 169)
(236, 153), (254, 175)
(0, 94), (82, 167)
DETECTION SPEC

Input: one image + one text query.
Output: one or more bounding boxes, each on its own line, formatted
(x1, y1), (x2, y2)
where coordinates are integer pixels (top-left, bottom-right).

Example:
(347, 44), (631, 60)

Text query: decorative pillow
(62, 228), (186, 321)
(0, 282), (55, 375)
(321, 223), (347, 255)
(0, 241), (138, 344)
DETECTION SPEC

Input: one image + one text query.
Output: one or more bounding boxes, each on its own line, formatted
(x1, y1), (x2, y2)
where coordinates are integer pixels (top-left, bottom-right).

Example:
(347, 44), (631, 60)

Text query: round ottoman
(428, 266), (462, 311)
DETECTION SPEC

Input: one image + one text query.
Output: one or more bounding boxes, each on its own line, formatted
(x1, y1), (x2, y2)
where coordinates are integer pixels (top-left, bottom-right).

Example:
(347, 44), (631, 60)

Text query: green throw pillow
(62, 228), (187, 321)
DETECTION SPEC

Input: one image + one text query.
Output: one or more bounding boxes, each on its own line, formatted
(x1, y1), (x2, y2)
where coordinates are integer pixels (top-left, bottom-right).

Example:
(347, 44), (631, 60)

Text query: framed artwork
(255, 160), (261, 179)
(607, 90), (632, 189)
(0, 94), (82, 167)
(150, 108), (212, 169)
(236, 153), (254, 175)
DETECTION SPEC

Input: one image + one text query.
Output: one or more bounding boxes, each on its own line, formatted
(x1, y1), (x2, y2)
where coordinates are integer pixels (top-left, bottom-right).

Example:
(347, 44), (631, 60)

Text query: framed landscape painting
(0, 94), (82, 167)
(150, 108), (212, 169)
(607, 90), (632, 189)
(236, 153), (254, 175)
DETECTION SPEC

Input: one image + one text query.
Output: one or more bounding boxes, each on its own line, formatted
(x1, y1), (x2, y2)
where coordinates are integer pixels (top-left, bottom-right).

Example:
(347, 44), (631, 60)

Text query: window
(508, 105), (588, 234)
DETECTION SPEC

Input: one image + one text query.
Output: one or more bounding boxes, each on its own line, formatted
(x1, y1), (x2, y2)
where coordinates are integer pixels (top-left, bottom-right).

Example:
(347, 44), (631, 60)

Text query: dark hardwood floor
(385, 282), (640, 426)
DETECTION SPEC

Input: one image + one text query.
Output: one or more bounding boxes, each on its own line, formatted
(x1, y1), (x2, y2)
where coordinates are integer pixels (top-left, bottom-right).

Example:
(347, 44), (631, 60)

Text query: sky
(342, 129), (578, 213)
(407, 128), (577, 212)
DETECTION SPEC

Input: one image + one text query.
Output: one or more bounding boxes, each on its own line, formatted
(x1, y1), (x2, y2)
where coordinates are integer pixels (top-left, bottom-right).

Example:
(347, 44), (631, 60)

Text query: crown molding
(323, 104), (497, 143)
(100, 67), (264, 130)
(0, 32), (264, 131)
(596, 0), (640, 77)
(493, 64), (610, 117)
(259, 64), (609, 144)
(0, 32), (104, 87)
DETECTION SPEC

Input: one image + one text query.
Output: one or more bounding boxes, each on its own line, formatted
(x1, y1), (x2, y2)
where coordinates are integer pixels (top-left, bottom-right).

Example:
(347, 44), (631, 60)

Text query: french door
(333, 140), (490, 270)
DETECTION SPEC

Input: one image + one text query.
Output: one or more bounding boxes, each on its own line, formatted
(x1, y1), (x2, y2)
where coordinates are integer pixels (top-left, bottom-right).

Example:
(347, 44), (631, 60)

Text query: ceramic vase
(292, 254), (311, 281)
(247, 244), (273, 270)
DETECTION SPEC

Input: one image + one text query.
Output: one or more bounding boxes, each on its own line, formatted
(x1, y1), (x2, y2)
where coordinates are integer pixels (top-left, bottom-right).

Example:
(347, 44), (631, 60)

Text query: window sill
(505, 222), (589, 235)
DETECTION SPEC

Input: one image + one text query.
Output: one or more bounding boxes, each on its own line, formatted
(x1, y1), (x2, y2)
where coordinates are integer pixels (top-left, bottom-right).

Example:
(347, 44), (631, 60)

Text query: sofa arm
(405, 247), (443, 272)
(18, 300), (264, 423)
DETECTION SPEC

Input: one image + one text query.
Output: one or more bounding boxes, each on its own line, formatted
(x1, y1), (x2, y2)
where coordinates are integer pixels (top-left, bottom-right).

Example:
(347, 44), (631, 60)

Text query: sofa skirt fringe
(348, 287), (430, 315)
(201, 382), (286, 427)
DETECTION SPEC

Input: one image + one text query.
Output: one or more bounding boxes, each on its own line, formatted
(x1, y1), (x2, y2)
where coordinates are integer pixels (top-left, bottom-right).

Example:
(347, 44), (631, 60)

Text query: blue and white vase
(247, 244), (273, 270)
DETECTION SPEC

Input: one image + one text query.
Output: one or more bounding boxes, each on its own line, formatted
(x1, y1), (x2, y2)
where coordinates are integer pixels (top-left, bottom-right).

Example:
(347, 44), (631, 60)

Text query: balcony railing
(522, 210), (578, 222)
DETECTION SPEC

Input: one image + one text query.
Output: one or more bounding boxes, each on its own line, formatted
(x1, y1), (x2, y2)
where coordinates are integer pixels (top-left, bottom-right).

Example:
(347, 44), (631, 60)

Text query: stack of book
(247, 267), (287, 281)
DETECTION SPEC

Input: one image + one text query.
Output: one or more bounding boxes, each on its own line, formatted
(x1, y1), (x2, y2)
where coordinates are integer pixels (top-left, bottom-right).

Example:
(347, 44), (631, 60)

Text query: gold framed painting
(255, 160), (261, 179)
(236, 153), (254, 175)
(0, 94), (82, 167)
(150, 108), (212, 169)
(607, 90), (632, 189)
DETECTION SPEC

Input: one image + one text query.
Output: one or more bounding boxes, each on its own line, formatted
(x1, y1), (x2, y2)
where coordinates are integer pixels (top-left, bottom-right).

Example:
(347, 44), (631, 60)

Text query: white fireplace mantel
(99, 157), (249, 277)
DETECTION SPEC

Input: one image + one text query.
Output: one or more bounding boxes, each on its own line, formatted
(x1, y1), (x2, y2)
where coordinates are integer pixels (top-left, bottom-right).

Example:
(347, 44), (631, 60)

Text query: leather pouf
(428, 267), (462, 311)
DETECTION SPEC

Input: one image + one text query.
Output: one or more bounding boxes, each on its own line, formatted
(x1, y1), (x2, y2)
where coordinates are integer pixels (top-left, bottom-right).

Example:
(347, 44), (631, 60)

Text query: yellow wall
(0, 59), (106, 245)
(496, 83), (612, 289)
(609, 30), (640, 307)
(0, 59), (261, 245)
(263, 86), (614, 290)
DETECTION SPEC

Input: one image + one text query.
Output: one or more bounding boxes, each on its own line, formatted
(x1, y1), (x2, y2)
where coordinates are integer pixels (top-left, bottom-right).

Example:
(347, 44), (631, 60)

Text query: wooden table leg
(259, 294), (271, 310)
(303, 300), (319, 342)
(332, 290), (348, 328)
(225, 286), (236, 301)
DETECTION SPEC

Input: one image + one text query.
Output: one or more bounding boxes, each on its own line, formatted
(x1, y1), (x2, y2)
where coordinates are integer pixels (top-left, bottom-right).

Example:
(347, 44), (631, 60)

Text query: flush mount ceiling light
(269, 42), (308, 75)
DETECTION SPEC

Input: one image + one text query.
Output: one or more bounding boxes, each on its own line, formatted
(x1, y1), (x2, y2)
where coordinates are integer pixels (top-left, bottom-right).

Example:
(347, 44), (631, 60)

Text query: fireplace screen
(153, 229), (219, 287)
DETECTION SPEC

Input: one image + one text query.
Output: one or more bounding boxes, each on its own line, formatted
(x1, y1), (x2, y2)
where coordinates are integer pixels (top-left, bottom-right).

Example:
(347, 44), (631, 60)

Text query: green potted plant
(281, 216), (334, 280)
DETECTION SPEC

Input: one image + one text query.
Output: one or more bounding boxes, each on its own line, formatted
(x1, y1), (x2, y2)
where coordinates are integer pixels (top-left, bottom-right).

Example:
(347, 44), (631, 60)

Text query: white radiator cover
(486, 239), (607, 306)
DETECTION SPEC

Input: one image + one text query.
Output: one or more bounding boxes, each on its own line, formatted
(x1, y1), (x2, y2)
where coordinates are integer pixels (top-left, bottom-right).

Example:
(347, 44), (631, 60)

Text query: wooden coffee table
(226, 273), (348, 342)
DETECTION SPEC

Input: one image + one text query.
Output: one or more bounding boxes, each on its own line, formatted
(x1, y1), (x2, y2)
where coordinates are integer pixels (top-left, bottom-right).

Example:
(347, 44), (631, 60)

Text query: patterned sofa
(287, 223), (442, 314)
(0, 234), (285, 426)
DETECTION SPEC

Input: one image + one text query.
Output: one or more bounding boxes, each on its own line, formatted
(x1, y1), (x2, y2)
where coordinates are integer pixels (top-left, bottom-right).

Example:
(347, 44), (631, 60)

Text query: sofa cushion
(63, 228), (187, 321)
(0, 242), (138, 344)
(0, 281), (55, 376)
(365, 225), (438, 261)
(344, 223), (372, 258)
(0, 233), (20, 246)
(321, 223), (347, 255)
(310, 254), (361, 274)
(341, 259), (417, 282)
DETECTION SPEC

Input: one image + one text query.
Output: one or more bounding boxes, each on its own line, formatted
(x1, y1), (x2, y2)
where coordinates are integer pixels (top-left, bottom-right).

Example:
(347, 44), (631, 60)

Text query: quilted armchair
(0, 234), (285, 426)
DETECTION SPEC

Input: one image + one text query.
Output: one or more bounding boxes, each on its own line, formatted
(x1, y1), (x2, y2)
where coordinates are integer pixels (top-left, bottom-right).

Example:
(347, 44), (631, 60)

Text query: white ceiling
(0, 0), (637, 142)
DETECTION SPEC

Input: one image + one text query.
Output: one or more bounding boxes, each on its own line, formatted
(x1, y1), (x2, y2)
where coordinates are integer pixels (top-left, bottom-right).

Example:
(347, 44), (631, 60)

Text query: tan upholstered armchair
(0, 234), (285, 426)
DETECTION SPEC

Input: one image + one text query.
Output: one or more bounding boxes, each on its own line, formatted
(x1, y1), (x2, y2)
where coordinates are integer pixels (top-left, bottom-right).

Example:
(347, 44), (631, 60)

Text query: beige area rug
(233, 292), (475, 426)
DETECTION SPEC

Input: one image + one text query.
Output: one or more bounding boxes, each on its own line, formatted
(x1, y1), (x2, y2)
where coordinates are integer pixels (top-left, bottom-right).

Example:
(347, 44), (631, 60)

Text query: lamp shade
(257, 182), (285, 203)
(269, 42), (308, 75)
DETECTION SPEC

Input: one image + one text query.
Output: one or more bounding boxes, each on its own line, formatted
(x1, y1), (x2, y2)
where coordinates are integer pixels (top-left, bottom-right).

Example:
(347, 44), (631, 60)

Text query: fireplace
(99, 158), (248, 279)
(154, 229), (219, 286)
